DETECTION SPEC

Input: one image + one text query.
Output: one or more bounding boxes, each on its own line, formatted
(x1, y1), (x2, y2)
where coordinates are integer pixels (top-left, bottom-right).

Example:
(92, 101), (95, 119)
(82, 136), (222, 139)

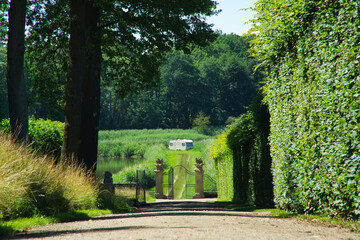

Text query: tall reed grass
(98, 129), (213, 158)
(0, 133), (98, 220)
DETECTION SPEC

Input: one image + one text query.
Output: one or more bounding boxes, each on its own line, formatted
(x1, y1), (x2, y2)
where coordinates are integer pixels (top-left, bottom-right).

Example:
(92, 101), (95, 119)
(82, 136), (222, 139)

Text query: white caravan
(169, 139), (193, 150)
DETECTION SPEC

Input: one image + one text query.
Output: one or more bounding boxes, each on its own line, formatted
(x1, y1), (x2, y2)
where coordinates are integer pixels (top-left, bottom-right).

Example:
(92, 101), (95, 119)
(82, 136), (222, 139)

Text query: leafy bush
(252, 0), (360, 218)
(123, 143), (136, 158)
(192, 112), (211, 135)
(0, 118), (64, 158)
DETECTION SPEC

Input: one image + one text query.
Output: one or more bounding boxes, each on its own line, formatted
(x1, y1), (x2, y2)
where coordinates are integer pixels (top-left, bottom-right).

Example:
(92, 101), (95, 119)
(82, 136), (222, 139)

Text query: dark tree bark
(62, 0), (86, 161)
(79, 1), (101, 171)
(6, 0), (28, 142)
(62, 0), (101, 172)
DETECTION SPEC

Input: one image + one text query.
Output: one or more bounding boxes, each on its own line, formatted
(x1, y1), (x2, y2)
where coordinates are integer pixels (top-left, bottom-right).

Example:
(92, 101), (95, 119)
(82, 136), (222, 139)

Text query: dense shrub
(210, 96), (273, 206)
(0, 118), (64, 158)
(252, 0), (360, 218)
(192, 112), (211, 135)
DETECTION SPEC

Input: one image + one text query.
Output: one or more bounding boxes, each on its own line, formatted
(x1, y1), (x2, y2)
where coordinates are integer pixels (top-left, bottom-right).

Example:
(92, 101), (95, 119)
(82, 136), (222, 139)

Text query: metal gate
(167, 167), (174, 199)
(164, 165), (196, 199)
(136, 170), (146, 204)
(204, 174), (217, 197)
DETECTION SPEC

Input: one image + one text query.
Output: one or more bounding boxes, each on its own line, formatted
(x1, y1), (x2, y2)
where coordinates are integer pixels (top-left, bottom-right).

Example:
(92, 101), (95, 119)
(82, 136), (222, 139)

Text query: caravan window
(186, 142), (193, 148)
(170, 143), (173, 146)
(182, 143), (185, 146)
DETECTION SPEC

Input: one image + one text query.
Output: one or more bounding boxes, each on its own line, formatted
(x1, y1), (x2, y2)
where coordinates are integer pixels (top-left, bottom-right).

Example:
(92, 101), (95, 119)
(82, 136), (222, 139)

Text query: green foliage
(209, 131), (233, 200)
(7, 0), (218, 123)
(0, 118), (64, 158)
(251, 0), (360, 218)
(210, 95), (273, 206)
(100, 34), (263, 130)
(0, 47), (8, 120)
(192, 112), (211, 135)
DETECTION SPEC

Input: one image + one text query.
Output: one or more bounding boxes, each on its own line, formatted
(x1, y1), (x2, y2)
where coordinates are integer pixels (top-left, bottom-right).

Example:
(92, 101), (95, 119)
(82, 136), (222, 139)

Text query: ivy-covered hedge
(0, 118), (64, 158)
(252, 0), (360, 218)
(210, 96), (273, 206)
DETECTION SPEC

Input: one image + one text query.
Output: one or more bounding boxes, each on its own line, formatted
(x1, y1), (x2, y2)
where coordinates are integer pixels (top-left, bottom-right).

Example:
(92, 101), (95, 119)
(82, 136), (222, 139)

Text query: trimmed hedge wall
(0, 118), (64, 158)
(252, 0), (360, 218)
(210, 131), (234, 200)
(210, 96), (273, 206)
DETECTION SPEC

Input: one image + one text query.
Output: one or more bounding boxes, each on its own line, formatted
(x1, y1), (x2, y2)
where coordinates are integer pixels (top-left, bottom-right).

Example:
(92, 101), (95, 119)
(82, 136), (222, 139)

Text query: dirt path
(10, 199), (360, 240)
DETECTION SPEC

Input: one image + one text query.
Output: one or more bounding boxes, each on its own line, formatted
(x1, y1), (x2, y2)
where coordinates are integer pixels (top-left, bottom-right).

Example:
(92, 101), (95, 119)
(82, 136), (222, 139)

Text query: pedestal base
(155, 193), (167, 199)
(193, 193), (205, 199)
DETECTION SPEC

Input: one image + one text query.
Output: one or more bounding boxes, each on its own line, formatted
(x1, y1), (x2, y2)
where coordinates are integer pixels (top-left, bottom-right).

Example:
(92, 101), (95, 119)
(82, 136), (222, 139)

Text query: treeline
(100, 34), (263, 129)
(252, 0), (360, 218)
(0, 34), (262, 130)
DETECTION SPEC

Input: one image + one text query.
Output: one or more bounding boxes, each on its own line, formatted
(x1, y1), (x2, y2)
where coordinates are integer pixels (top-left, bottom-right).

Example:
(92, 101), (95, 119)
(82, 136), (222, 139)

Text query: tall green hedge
(252, 0), (360, 218)
(0, 118), (64, 158)
(210, 131), (234, 200)
(210, 96), (273, 206)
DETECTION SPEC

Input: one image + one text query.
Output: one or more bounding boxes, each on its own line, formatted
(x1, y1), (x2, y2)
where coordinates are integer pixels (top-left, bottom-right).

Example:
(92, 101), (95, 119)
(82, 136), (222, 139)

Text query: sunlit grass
(297, 214), (360, 232)
(0, 132), (99, 220)
(98, 129), (213, 158)
(0, 209), (112, 236)
(0, 132), (116, 236)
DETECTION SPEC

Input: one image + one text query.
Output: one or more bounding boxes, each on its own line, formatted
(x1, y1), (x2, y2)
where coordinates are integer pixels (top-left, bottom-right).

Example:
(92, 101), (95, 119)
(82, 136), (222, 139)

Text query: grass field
(98, 129), (214, 158)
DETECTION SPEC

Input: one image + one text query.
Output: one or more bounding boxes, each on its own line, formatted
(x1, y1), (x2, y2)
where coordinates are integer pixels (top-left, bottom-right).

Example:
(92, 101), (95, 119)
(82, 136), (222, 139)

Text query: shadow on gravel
(92, 200), (278, 221)
(8, 200), (278, 239)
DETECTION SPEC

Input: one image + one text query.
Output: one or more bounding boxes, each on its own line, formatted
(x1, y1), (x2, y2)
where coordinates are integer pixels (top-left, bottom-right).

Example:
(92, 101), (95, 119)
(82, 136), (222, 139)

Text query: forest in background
(0, 33), (263, 129)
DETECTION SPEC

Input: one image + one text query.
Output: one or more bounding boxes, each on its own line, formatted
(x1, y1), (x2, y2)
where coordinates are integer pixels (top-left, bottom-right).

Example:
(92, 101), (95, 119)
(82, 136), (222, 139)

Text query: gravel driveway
(9, 199), (360, 240)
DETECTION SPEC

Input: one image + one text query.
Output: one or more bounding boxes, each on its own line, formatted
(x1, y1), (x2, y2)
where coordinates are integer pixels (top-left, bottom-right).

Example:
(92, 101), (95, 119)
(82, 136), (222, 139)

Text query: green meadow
(98, 129), (214, 158)
(97, 129), (216, 199)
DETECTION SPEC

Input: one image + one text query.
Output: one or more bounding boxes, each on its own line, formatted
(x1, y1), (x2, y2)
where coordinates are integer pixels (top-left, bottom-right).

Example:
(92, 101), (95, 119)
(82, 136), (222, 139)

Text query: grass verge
(0, 209), (112, 236)
(297, 214), (360, 232)
(224, 203), (360, 232)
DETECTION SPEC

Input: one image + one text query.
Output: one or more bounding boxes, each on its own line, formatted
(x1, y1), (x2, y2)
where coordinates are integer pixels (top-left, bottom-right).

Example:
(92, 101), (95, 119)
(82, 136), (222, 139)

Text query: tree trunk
(6, 0), (28, 142)
(62, 0), (86, 161)
(62, 0), (101, 172)
(79, 0), (101, 171)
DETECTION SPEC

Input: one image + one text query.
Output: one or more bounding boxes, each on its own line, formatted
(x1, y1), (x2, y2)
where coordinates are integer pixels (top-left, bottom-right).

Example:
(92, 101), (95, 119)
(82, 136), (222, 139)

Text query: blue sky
(206, 0), (257, 35)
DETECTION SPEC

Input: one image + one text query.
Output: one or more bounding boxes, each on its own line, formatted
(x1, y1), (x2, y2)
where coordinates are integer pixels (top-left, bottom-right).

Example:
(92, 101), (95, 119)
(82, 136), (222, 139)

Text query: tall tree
(6, 0), (28, 141)
(80, 0), (101, 170)
(62, 0), (86, 163)
(62, 0), (218, 171)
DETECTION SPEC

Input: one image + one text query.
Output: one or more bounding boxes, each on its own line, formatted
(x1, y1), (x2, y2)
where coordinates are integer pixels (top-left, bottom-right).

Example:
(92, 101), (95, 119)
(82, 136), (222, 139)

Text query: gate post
(154, 158), (166, 199)
(193, 158), (205, 198)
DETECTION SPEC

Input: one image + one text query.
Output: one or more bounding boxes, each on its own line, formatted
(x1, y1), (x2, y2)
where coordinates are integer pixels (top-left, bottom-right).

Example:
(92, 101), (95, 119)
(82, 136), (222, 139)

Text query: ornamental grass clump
(0, 133), (98, 220)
